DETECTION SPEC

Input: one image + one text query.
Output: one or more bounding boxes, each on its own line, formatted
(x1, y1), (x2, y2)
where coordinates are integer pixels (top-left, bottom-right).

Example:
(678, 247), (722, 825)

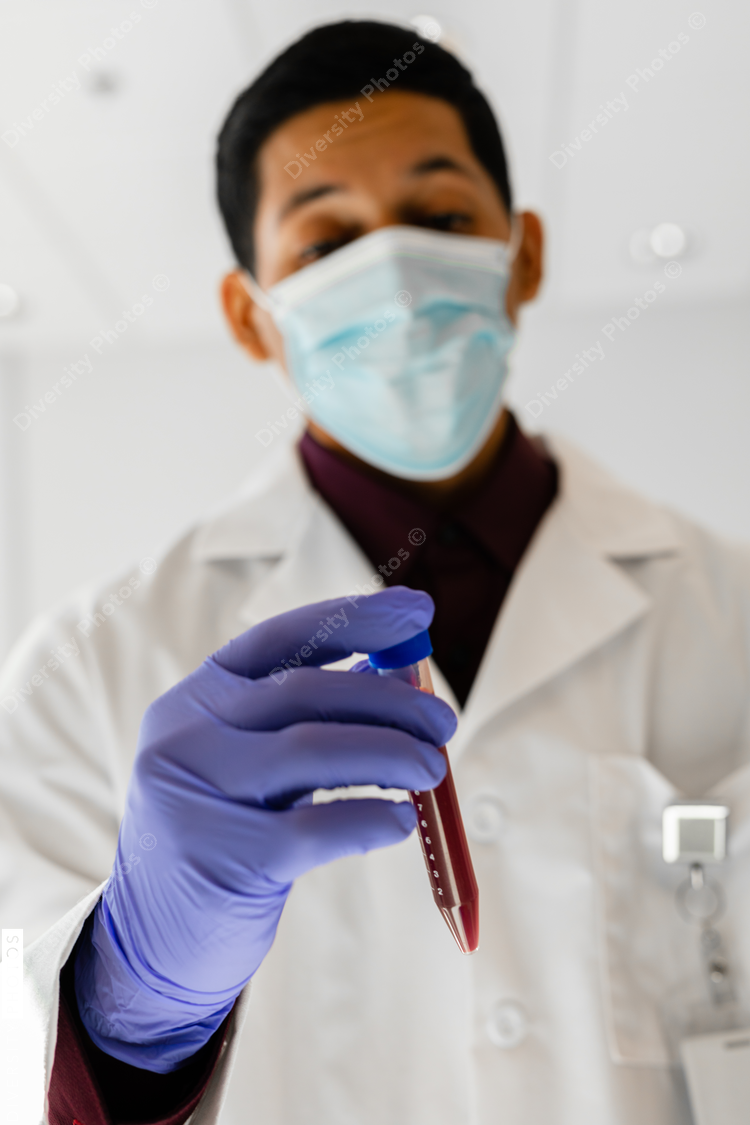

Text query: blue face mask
(245, 224), (519, 481)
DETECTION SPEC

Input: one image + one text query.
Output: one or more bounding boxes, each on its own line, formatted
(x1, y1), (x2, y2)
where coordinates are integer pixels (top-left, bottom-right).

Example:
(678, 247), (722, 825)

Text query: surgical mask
(245, 222), (521, 481)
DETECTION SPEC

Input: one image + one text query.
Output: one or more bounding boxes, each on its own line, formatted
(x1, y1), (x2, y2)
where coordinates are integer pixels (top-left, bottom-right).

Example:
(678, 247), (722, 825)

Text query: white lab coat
(1, 435), (750, 1125)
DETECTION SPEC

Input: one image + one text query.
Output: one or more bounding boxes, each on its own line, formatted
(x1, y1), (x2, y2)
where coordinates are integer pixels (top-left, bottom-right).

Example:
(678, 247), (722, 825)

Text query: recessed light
(410, 14), (442, 42)
(650, 222), (687, 259)
(630, 223), (688, 264)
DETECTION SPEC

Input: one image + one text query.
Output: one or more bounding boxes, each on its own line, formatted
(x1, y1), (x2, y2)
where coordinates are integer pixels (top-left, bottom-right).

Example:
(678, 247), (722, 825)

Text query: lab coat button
(486, 1000), (529, 1049)
(466, 794), (506, 843)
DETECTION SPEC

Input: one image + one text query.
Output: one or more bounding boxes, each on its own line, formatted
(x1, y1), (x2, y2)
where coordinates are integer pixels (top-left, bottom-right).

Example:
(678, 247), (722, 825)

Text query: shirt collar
(297, 414), (558, 577)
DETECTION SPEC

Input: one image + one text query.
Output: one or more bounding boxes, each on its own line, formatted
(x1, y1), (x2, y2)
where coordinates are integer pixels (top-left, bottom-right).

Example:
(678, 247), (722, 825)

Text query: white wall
(509, 298), (750, 540)
(15, 341), (292, 615)
(1, 0), (748, 658)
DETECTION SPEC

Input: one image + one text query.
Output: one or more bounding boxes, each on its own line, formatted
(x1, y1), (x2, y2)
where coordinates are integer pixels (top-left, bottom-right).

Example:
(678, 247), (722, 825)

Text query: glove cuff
(74, 900), (241, 1073)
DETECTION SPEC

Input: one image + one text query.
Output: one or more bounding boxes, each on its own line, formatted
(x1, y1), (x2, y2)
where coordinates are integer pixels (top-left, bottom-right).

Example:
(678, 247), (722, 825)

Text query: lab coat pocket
(590, 756), (703, 1067)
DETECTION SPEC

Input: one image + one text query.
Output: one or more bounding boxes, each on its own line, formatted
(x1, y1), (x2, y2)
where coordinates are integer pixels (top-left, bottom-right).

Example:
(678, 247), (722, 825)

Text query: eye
(298, 235), (352, 265)
(421, 211), (473, 233)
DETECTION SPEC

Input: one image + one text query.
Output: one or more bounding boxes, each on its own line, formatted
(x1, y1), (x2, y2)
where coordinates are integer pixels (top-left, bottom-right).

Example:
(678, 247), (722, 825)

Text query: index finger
(213, 587), (433, 680)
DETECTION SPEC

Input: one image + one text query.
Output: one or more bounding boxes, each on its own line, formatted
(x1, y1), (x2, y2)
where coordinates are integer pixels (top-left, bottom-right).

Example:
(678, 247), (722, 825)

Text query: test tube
(368, 629), (479, 954)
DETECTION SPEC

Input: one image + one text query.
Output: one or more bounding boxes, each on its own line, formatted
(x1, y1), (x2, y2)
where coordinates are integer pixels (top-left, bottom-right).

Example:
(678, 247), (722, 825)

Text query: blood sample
(368, 629), (479, 954)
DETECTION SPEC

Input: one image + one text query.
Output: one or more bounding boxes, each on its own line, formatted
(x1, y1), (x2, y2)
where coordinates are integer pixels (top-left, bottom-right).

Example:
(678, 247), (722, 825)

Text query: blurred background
(0, 0), (748, 660)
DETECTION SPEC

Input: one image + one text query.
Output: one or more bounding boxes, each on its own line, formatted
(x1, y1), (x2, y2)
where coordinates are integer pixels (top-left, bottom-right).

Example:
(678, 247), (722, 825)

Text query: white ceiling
(551, 0), (750, 306)
(0, 0), (747, 353)
(0, 0), (252, 347)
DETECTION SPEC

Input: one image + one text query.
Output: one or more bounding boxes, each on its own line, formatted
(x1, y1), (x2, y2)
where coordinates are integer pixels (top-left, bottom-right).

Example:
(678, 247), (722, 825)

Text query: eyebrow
(279, 155), (476, 219)
(409, 155), (476, 178)
(280, 183), (342, 218)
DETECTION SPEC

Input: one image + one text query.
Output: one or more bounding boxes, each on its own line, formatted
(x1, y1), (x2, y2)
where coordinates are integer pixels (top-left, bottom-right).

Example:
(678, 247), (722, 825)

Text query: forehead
(255, 91), (487, 213)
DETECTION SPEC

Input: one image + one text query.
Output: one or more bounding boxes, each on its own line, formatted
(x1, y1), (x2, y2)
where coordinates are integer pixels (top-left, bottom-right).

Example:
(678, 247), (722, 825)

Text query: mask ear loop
(239, 270), (307, 408)
(241, 270), (277, 316)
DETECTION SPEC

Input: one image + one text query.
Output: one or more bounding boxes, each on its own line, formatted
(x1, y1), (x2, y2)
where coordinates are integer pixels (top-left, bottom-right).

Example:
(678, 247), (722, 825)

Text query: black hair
(216, 20), (513, 273)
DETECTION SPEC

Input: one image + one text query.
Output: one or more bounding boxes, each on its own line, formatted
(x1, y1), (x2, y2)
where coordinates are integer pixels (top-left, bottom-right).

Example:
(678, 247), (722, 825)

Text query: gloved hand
(75, 588), (455, 1072)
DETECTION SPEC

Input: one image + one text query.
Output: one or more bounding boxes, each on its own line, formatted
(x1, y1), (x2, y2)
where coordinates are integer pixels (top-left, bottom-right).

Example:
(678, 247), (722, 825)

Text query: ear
(220, 270), (279, 362)
(507, 211), (544, 319)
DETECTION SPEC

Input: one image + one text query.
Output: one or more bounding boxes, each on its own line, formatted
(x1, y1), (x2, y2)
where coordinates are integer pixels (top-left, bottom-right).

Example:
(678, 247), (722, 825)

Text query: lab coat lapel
(455, 504), (648, 753)
(195, 443), (379, 627)
(454, 438), (682, 754)
(237, 493), (380, 628)
(192, 442), (313, 561)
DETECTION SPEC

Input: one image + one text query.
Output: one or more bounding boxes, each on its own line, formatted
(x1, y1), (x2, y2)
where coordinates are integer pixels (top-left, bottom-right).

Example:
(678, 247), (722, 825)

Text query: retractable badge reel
(662, 802), (750, 1125)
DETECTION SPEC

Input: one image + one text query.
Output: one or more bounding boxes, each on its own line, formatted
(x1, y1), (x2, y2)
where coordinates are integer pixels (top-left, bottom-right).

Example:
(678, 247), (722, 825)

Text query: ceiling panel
(1, 0), (746, 355)
(0, 0), (256, 347)
(544, 0), (750, 307)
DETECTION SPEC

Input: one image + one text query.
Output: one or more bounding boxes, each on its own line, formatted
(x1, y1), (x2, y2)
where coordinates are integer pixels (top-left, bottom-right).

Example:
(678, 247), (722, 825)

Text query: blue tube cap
(368, 628), (433, 670)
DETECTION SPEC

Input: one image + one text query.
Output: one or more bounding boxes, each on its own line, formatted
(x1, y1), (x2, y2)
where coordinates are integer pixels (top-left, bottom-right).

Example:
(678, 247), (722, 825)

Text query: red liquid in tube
(373, 655), (479, 954)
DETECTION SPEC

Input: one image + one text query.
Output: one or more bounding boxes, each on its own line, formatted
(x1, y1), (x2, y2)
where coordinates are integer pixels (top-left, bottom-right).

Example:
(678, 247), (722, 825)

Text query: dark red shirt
(48, 413), (557, 1121)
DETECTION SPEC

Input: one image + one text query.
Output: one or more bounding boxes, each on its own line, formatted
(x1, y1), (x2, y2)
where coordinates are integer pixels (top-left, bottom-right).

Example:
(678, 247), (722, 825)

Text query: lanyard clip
(662, 802), (729, 865)
(663, 802), (733, 1005)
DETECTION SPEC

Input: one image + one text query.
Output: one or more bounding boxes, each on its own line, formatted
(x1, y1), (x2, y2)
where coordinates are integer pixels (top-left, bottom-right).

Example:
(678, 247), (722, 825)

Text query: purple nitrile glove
(75, 588), (455, 1072)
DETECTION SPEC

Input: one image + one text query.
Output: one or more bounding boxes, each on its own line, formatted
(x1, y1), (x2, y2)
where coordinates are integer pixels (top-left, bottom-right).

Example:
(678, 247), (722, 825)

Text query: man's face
(222, 90), (543, 367)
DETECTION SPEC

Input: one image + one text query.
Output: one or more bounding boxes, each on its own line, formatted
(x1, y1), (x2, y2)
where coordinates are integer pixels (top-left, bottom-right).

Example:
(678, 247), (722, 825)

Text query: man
(2, 20), (750, 1125)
